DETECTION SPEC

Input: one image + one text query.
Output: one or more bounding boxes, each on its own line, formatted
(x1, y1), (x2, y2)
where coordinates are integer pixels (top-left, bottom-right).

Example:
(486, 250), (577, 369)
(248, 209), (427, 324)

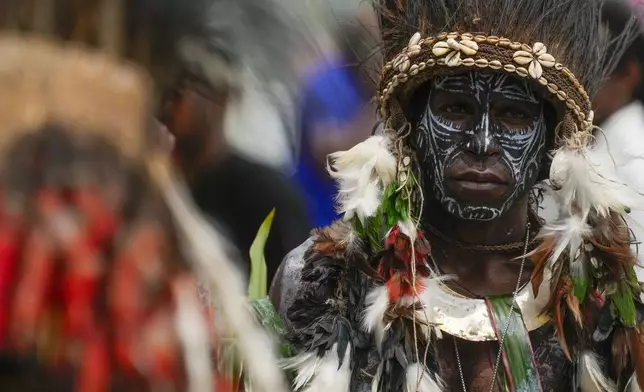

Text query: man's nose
(465, 117), (500, 156)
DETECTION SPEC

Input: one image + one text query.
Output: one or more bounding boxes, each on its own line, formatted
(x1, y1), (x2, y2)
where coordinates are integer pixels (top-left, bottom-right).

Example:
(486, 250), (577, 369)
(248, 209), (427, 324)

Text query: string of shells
(379, 32), (594, 133)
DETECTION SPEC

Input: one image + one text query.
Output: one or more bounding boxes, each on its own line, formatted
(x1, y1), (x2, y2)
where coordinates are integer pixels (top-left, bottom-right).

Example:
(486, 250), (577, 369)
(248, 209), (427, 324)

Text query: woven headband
(378, 32), (595, 149)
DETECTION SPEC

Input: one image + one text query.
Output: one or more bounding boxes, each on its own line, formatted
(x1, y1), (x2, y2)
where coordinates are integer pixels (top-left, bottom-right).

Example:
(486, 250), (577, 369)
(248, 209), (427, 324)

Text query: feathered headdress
(293, 0), (644, 391)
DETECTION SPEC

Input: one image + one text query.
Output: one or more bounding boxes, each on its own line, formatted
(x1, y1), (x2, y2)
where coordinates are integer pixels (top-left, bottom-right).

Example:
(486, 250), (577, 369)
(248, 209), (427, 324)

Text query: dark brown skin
(159, 77), (232, 182)
(425, 195), (534, 297)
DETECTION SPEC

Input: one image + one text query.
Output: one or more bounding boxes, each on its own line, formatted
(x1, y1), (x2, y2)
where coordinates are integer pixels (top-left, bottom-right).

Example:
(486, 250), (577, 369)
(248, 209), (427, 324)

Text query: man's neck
(423, 197), (530, 246)
(423, 197), (534, 297)
(175, 137), (228, 183)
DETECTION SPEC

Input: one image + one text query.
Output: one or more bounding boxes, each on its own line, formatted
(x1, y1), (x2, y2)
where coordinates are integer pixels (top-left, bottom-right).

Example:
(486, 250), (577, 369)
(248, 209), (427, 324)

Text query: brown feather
(627, 326), (644, 390)
(566, 294), (582, 327)
(612, 328), (630, 376)
(548, 277), (572, 360)
(530, 237), (555, 297)
(590, 214), (636, 277)
(311, 221), (353, 257)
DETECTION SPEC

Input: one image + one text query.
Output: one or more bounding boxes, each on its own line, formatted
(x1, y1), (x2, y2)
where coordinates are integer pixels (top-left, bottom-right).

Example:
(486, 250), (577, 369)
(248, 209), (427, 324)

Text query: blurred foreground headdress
(0, 1), (289, 391)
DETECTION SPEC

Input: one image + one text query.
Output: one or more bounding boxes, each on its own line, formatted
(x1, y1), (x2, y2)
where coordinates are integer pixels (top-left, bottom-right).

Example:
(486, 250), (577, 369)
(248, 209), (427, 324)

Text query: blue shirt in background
(294, 58), (365, 228)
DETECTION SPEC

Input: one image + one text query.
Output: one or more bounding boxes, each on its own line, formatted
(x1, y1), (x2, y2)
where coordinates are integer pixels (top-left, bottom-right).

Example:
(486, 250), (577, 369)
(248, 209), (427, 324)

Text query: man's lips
(449, 170), (508, 185)
(447, 170), (509, 200)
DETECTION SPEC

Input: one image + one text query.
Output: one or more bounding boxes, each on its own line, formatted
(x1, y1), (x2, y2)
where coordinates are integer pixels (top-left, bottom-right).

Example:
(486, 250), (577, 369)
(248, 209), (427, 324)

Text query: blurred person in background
(594, 0), (644, 127)
(294, 2), (381, 228)
(592, 0), (644, 279)
(160, 0), (312, 284)
(0, 1), (288, 391)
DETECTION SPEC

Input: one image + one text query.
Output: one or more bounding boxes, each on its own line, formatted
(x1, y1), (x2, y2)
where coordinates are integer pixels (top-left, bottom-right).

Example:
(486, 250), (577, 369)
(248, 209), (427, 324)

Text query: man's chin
(439, 195), (510, 222)
(446, 180), (510, 204)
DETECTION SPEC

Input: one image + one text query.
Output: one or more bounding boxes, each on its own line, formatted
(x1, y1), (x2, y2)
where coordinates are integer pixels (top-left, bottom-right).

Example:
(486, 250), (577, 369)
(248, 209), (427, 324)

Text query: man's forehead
(433, 71), (538, 102)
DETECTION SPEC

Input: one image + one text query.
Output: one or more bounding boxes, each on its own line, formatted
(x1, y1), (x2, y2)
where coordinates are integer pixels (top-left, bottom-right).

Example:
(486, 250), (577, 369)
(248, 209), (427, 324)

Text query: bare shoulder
(269, 237), (314, 319)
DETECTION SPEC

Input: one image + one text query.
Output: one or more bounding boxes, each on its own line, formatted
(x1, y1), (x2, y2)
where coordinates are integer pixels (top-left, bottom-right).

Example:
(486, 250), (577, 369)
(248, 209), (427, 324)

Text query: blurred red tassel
(0, 224), (20, 346)
(77, 331), (110, 392)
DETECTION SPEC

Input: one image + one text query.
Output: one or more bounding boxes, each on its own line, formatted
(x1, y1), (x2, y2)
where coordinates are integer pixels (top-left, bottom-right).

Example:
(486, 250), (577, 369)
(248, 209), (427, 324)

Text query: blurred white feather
(149, 160), (289, 392)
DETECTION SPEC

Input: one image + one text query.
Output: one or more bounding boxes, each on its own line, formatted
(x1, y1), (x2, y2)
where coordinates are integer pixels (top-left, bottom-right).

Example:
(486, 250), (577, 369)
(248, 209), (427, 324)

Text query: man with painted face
(270, 0), (644, 391)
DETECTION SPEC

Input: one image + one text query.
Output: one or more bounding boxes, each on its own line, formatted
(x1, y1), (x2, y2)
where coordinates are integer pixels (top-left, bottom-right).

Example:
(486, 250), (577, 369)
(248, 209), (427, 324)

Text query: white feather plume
(363, 285), (390, 348)
(148, 160), (288, 392)
(284, 344), (352, 392)
(328, 136), (397, 223)
(173, 279), (213, 392)
(550, 147), (638, 219)
(578, 352), (616, 392)
(539, 214), (591, 267)
(283, 352), (320, 391)
(404, 363), (444, 392)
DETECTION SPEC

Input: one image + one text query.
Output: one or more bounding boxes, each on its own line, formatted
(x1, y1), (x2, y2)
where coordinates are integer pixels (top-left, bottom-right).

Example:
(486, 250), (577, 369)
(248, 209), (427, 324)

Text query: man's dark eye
(441, 104), (470, 114)
(499, 109), (527, 119)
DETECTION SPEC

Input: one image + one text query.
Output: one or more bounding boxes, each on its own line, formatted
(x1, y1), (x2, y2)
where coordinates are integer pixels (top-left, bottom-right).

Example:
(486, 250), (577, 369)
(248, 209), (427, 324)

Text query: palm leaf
(248, 209), (275, 300)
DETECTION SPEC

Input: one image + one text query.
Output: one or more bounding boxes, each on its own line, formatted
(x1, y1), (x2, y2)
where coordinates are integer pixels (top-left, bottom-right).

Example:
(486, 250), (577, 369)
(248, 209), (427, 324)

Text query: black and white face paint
(415, 71), (547, 221)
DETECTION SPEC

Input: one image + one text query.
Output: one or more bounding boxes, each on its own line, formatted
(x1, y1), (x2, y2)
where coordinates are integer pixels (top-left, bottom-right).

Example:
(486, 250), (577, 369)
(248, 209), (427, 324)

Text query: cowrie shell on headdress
(393, 54), (410, 72)
(462, 58), (475, 67)
(408, 32), (422, 48)
(489, 60), (502, 70)
(399, 57), (411, 72)
(533, 42), (547, 56)
(486, 36), (500, 44)
(407, 45), (422, 56)
(503, 64), (516, 73)
(432, 41), (451, 57)
(459, 40), (479, 55)
(510, 42), (522, 50)
(537, 53), (556, 68)
(516, 67), (529, 77)
(513, 51), (533, 65)
(446, 51), (461, 67)
(447, 38), (460, 50)
(529, 61), (543, 79)
(475, 58), (489, 68)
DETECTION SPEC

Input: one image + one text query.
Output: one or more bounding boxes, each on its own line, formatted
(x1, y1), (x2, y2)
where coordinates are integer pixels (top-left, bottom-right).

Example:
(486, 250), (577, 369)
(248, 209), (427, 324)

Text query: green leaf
(487, 296), (542, 392)
(251, 297), (297, 358)
(248, 209), (275, 300)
